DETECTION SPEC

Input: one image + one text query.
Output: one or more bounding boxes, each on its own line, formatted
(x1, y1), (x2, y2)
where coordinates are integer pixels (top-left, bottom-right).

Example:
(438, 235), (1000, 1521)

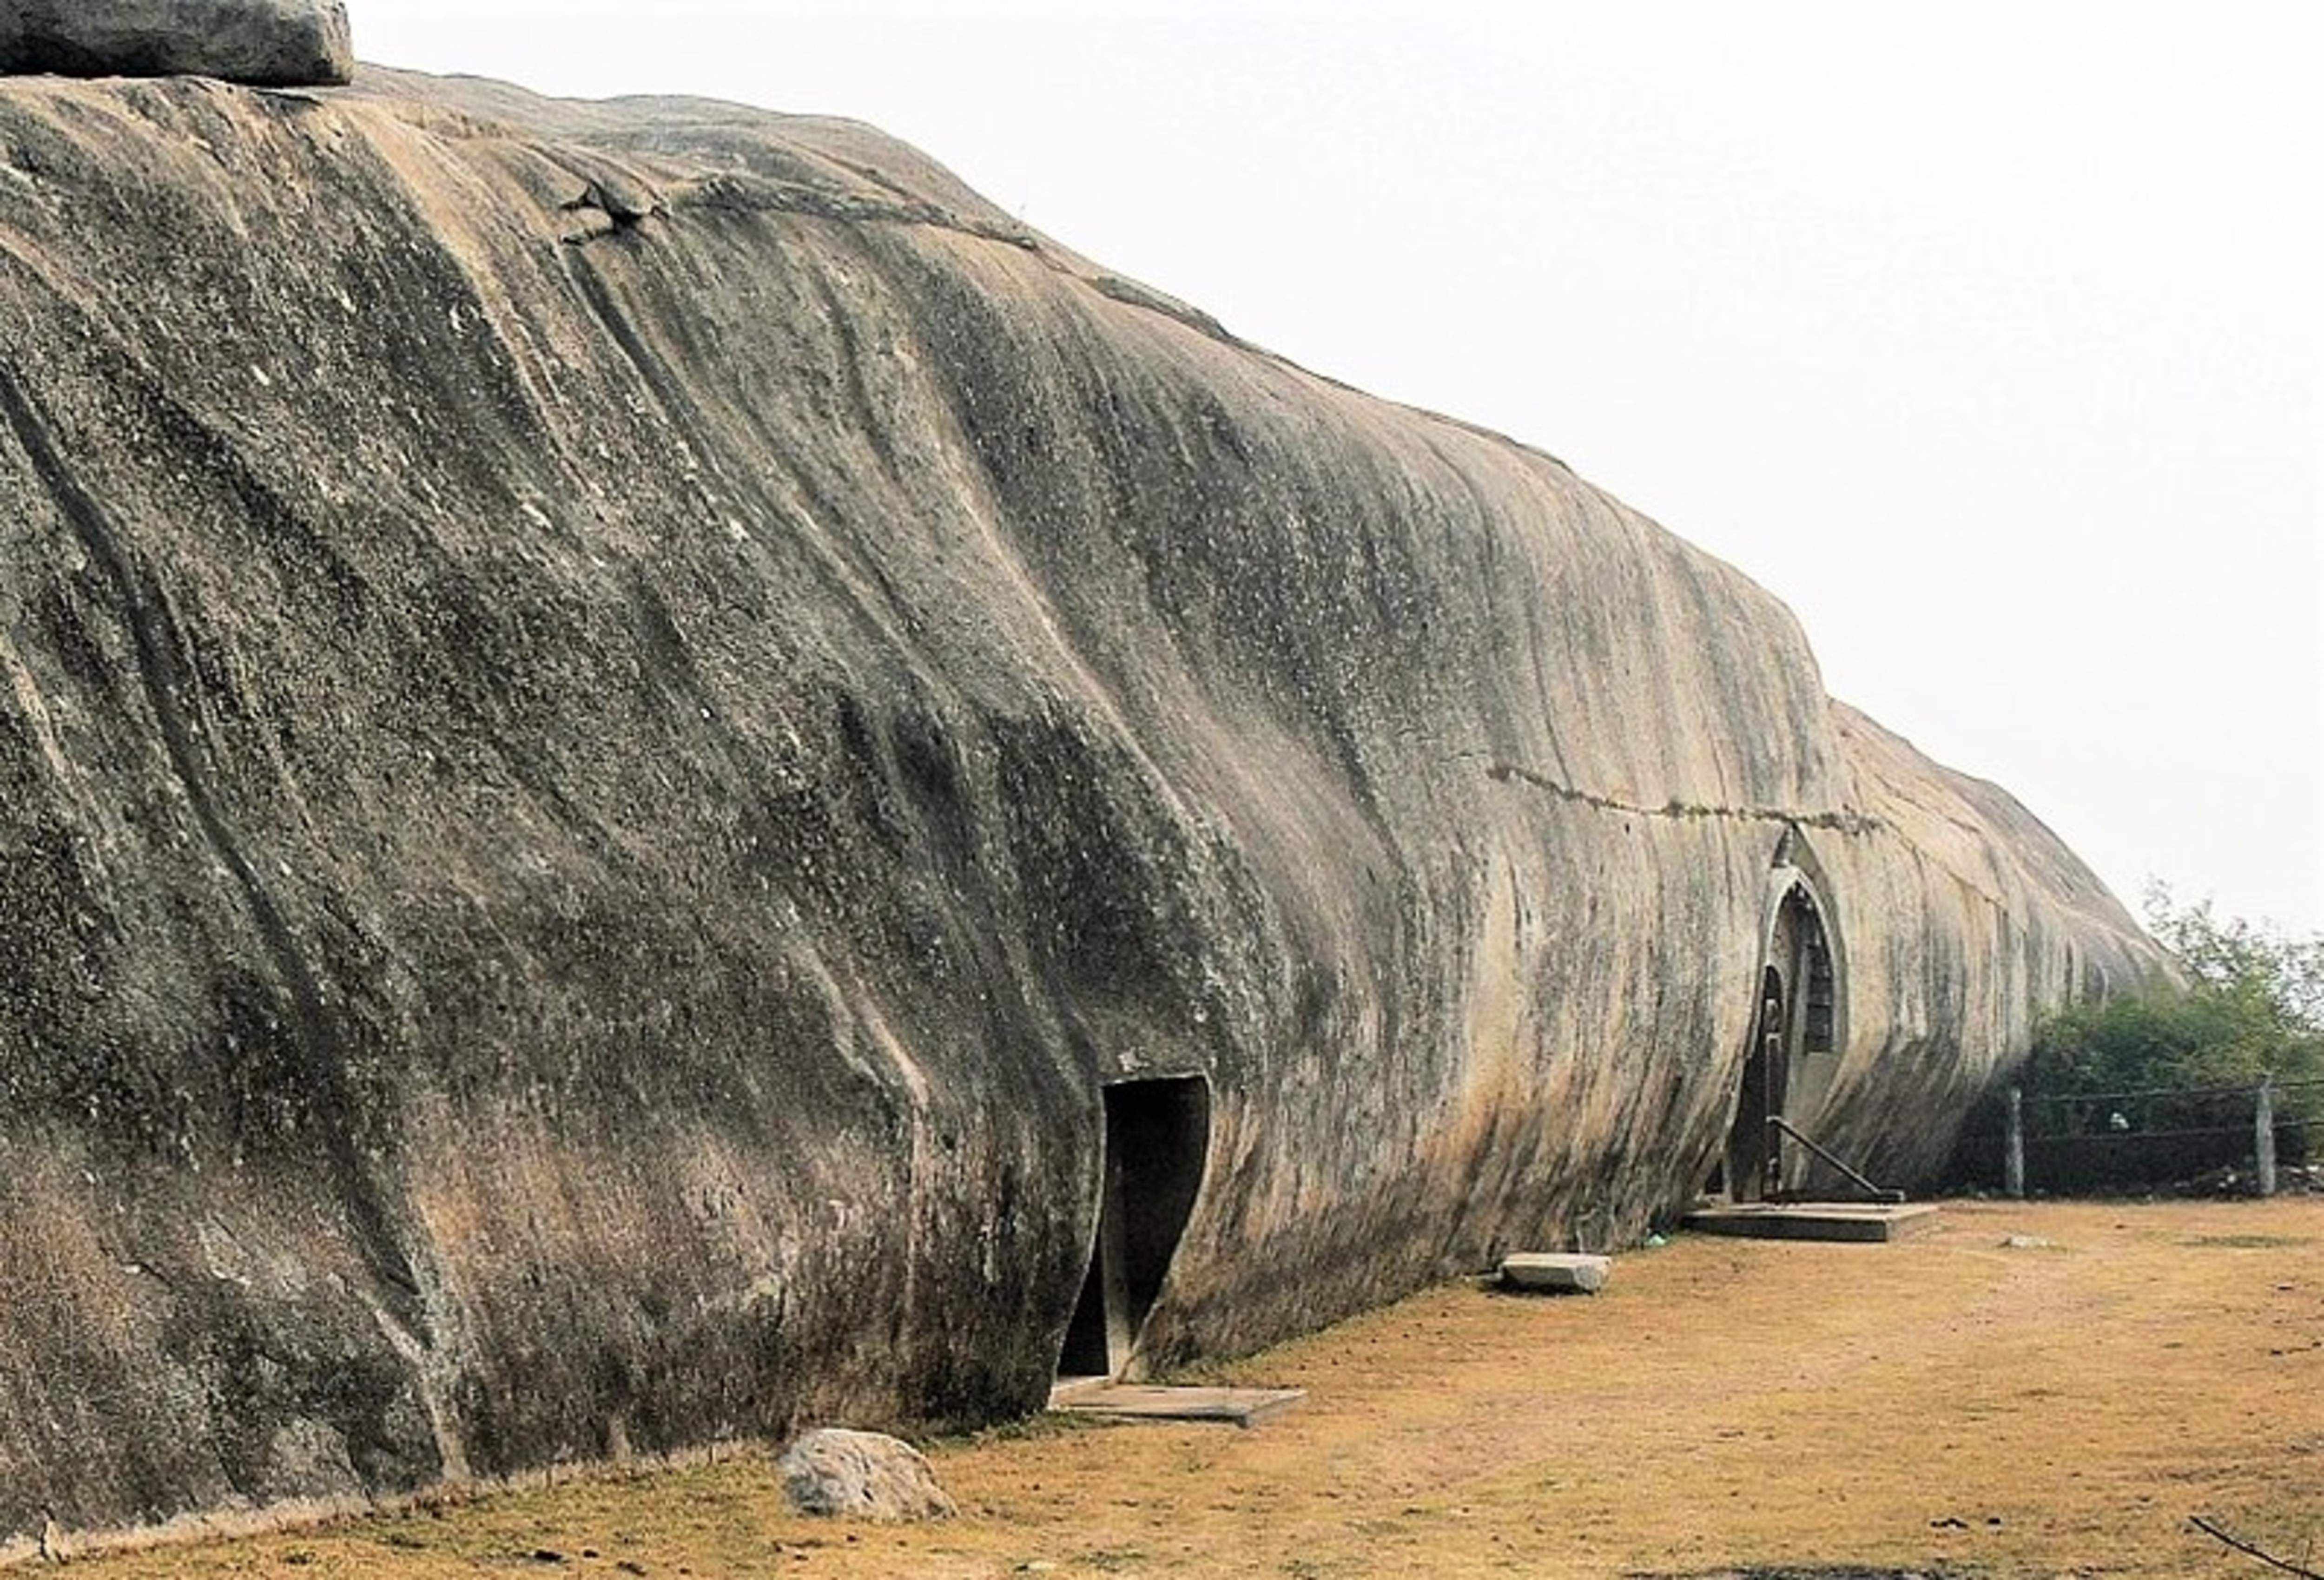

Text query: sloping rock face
(0, 1), (353, 88)
(0, 67), (2162, 1547)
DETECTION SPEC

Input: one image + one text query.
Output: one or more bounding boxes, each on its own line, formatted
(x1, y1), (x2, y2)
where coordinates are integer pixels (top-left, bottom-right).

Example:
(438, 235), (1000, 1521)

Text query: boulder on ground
(0, 0), (354, 87)
(1499, 1253), (1612, 1294)
(776, 1429), (956, 1522)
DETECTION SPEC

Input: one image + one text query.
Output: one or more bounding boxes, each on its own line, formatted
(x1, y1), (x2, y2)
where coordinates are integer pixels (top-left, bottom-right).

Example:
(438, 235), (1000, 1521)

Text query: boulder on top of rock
(0, 0), (354, 87)
(1500, 1253), (1612, 1294)
(776, 1429), (956, 1522)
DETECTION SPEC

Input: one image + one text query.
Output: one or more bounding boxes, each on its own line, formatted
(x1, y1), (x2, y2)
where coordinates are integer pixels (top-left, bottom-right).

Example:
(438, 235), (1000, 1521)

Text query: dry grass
(60, 1198), (2324, 1579)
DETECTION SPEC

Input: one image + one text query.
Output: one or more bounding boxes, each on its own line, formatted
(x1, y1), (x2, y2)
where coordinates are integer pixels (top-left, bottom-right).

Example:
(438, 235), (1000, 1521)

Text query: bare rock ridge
(0, 0), (353, 88)
(0, 62), (2164, 1555)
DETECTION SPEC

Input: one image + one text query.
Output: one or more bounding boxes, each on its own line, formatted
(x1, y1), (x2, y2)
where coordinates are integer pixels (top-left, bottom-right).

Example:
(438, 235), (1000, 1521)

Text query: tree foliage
(2027, 884), (2324, 1104)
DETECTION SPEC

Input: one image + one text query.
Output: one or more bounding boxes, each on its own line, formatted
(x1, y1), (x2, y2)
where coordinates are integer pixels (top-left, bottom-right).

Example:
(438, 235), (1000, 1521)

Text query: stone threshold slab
(1682, 1201), (1942, 1243)
(1499, 1251), (1612, 1293)
(1048, 1381), (1307, 1428)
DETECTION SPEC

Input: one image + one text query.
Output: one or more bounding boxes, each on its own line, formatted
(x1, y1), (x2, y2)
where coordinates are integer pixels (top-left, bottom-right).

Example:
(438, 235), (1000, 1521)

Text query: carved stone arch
(1767, 822), (1848, 1047)
(1721, 830), (1848, 1199)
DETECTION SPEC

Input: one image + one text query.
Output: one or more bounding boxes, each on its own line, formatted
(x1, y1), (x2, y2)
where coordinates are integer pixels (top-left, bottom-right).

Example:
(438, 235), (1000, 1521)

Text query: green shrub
(2027, 885), (2324, 1127)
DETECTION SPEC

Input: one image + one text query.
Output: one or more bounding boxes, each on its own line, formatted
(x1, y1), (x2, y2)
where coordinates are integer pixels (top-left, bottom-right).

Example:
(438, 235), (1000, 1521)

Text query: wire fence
(2021, 1076), (2324, 1106)
(1970, 1077), (2319, 1197)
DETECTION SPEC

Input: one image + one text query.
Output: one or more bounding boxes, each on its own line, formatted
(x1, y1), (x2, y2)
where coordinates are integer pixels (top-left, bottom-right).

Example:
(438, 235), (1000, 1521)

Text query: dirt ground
(59, 1198), (2324, 1579)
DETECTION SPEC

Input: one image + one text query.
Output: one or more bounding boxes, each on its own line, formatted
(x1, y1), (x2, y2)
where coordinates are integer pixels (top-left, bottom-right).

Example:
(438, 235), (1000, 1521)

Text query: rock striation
(0, 64), (2165, 1554)
(0, 0), (353, 88)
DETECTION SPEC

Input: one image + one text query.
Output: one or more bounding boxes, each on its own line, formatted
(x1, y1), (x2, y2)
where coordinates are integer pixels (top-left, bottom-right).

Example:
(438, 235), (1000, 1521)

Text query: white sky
(356, 1), (2324, 933)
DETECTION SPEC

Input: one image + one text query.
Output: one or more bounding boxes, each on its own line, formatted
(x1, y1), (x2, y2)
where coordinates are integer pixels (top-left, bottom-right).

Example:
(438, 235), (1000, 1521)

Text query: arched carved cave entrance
(1721, 871), (1841, 1202)
(1056, 1074), (1210, 1384)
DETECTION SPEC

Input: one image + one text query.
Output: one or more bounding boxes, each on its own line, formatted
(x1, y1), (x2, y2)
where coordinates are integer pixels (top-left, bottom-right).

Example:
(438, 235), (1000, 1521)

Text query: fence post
(2005, 1086), (2026, 1199)
(2255, 1079), (2277, 1198)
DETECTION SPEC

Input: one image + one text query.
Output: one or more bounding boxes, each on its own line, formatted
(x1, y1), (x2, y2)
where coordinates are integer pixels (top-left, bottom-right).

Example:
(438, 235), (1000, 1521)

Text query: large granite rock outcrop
(0, 0), (353, 88)
(0, 65), (2164, 1554)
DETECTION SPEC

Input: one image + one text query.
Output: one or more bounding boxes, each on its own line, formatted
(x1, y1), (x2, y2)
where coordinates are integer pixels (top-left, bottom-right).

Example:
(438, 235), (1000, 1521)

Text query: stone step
(1048, 1384), (1306, 1429)
(1682, 1201), (1941, 1243)
(1498, 1252), (1612, 1293)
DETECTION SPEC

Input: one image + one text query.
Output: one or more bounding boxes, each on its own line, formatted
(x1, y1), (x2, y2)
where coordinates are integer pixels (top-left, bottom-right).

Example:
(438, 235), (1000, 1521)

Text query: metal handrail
(1765, 1115), (1905, 1204)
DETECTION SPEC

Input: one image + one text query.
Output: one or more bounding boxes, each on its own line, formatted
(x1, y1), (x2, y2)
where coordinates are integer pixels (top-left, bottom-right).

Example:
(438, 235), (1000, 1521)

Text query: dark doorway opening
(1058, 1075), (1210, 1382)
(1726, 966), (1788, 1201)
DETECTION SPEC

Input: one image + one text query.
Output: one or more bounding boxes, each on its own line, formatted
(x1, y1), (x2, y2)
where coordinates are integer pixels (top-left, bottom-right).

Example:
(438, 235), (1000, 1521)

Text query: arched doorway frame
(1723, 831), (1848, 1199)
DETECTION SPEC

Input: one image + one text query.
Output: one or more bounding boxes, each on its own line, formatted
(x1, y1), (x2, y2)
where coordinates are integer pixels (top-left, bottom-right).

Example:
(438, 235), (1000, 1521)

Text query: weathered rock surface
(0, 64), (2166, 1553)
(776, 1429), (956, 1521)
(0, 0), (352, 88)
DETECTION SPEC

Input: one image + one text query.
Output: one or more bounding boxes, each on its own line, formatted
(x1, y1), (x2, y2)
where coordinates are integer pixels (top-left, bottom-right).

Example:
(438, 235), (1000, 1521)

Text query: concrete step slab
(1048, 1384), (1306, 1429)
(1499, 1252), (1612, 1293)
(1682, 1201), (1941, 1243)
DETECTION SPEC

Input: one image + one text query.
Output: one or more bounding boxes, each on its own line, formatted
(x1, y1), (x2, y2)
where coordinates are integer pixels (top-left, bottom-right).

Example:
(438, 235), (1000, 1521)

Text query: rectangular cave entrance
(1056, 1074), (1211, 1383)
